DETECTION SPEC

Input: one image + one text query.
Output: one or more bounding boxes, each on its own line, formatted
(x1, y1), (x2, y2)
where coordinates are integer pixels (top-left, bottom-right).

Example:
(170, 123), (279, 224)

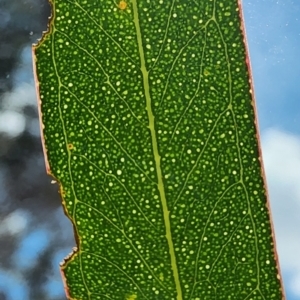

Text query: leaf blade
(33, 0), (284, 299)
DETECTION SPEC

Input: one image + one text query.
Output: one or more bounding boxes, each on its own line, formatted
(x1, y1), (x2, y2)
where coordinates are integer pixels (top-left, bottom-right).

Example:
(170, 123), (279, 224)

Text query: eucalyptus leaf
(33, 0), (283, 299)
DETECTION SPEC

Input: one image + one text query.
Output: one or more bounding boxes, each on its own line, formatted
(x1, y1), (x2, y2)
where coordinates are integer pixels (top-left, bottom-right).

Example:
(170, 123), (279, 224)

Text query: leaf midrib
(131, 1), (183, 299)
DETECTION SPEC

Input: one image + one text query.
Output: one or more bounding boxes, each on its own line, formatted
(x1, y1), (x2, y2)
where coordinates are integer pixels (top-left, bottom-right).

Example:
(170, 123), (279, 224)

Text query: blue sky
(243, 0), (300, 299)
(243, 0), (300, 135)
(0, 0), (299, 299)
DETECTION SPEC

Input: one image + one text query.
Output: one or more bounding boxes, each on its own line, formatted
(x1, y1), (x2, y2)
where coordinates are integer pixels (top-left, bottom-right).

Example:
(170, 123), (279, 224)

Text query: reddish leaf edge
(238, 1), (285, 298)
(32, 0), (80, 299)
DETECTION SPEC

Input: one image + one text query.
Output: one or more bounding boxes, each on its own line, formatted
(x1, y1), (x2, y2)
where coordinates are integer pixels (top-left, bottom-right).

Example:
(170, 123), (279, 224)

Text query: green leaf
(33, 0), (283, 299)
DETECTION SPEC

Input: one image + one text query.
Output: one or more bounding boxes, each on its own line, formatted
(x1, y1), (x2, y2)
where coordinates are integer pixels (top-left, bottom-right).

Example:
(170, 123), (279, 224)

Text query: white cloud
(0, 82), (37, 138)
(0, 209), (29, 236)
(0, 110), (26, 138)
(261, 128), (300, 296)
(2, 82), (36, 112)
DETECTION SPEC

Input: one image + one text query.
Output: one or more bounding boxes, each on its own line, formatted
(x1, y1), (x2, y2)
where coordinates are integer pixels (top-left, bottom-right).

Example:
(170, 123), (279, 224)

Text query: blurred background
(0, 0), (299, 299)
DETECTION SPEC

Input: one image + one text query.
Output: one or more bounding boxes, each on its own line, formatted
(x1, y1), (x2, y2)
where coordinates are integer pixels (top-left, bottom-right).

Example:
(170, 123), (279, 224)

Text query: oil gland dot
(68, 143), (74, 150)
(118, 0), (127, 10)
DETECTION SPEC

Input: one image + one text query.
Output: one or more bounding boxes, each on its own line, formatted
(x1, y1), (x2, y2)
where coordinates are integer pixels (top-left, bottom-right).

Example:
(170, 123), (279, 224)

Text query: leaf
(33, 0), (284, 299)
